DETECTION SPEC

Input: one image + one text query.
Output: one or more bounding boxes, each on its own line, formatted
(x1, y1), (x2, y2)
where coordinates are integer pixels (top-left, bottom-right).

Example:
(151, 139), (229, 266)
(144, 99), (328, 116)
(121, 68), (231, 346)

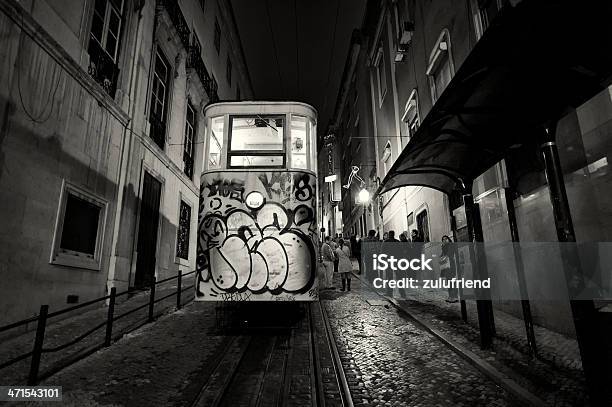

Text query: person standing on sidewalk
(335, 238), (352, 291)
(440, 235), (459, 302)
(321, 236), (336, 289)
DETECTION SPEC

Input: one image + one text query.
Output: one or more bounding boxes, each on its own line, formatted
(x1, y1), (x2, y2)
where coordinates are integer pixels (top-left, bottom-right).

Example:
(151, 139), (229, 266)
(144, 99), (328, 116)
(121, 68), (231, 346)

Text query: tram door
(134, 172), (162, 288)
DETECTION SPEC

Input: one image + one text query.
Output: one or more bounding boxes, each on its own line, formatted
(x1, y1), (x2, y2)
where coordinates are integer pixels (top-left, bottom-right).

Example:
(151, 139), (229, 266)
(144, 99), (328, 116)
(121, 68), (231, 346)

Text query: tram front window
(291, 115), (308, 169)
(229, 115), (285, 168)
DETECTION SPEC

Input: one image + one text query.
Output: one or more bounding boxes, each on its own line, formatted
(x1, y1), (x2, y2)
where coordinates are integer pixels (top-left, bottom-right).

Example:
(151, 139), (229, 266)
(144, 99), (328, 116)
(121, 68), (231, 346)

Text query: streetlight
(358, 188), (371, 204)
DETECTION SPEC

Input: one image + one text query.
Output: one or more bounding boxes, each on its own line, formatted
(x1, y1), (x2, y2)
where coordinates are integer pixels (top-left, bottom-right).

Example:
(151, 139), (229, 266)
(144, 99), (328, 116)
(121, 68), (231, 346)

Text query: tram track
(188, 302), (354, 407)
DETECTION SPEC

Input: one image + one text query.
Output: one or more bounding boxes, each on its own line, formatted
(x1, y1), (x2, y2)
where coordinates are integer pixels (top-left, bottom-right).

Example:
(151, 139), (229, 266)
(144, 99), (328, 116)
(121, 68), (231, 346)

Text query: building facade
(324, 0), (612, 401)
(0, 0), (252, 324)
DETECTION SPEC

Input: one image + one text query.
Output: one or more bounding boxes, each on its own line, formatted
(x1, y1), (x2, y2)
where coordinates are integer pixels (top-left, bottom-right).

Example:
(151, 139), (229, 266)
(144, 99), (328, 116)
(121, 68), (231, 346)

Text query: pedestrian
(399, 232), (409, 242)
(410, 229), (424, 242)
(335, 238), (352, 291)
(331, 237), (339, 274)
(384, 230), (400, 242)
(383, 232), (389, 241)
(320, 236), (336, 289)
(440, 235), (458, 302)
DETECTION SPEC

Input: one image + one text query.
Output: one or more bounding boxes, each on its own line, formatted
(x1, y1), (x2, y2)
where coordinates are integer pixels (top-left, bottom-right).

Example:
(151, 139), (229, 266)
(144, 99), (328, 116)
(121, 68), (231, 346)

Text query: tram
(196, 102), (318, 302)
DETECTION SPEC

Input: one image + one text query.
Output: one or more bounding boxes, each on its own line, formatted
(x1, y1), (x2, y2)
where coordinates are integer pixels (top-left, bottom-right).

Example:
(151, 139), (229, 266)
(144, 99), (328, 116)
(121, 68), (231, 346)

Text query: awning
(378, 0), (612, 196)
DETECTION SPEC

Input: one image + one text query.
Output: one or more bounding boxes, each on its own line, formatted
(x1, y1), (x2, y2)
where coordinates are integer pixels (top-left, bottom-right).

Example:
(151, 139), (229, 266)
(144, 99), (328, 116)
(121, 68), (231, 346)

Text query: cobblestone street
(321, 276), (518, 407)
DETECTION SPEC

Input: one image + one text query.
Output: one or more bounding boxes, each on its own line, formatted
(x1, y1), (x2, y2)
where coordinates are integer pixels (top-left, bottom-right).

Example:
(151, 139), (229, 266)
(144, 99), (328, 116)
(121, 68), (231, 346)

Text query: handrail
(0, 270), (197, 384)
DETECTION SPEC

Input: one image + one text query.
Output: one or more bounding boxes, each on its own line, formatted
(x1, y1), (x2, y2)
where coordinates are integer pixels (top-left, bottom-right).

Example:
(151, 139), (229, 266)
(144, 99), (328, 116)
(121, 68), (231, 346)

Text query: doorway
(134, 172), (162, 289)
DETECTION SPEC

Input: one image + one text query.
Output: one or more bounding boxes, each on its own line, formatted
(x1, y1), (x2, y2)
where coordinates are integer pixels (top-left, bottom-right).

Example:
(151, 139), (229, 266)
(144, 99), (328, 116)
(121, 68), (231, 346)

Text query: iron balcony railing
(87, 38), (119, 97)
(157, 0), (191, 51)
(187, 46), (219, 103)
(183, 153), (194, 179)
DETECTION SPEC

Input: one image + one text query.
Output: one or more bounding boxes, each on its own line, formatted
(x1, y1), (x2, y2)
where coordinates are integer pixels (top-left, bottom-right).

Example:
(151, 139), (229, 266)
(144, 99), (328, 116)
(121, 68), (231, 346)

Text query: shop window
(176, 200), (191, 260)
(51, 182), (107, 270)
(426, 30), (454, 103)
(87, 0), (123, 96)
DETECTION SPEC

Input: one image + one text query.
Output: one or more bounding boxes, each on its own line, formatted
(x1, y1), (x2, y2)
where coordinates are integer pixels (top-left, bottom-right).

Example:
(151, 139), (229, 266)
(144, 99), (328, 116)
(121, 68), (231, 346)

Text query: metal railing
(187, 46), (219, 103)
(158, 0), (191, 51)
(0, 270), (196, 385)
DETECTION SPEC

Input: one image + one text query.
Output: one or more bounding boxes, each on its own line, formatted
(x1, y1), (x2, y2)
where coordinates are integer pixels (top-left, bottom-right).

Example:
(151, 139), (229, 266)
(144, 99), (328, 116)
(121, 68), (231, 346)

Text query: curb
(352, 272), (548, 407)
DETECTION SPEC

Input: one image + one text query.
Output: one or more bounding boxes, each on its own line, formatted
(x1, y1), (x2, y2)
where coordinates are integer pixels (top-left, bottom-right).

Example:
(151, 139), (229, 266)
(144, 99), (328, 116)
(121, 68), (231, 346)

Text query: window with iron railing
(88, 0), (123, 97)
(149, 49), (171, 149)
(176, 200), (191, 260)
(183, 103), (196, 178)
(159, 0), (191, 50)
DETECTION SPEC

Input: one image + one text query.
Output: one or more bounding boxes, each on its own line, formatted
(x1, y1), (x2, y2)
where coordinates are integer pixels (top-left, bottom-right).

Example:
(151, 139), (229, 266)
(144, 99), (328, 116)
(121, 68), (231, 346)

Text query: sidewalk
(0, 281), (194, 385)
(350, 259), (588, 407)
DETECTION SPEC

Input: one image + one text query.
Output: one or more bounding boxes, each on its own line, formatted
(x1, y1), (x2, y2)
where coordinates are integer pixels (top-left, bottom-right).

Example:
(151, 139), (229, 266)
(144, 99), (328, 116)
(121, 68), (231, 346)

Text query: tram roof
(204, 101), (318, 119)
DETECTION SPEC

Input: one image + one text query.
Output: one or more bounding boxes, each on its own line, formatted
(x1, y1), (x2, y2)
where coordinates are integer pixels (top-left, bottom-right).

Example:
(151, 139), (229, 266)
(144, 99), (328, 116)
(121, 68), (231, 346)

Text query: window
(226, 56), (232, 86)
(149, 48), (171, 149)
(426, 30), (454, 103)
(228, 115), (285, 168)
(407, 212), (414, 228)
(176, 200), (191, 260)
(374, 47), (387, 106)
(382, 141), (392, 174)
(183, 102), (196, 178)
(214, 19), (221, 54)
(416, 210), (430, 242)
(88, 0), (123, 96)
(51, 182), (107, 270)
(470, 0), (487, 41)
(208, 116), (224, 169)
(291, 116), (309, 169)
(401, 89), (420, 147)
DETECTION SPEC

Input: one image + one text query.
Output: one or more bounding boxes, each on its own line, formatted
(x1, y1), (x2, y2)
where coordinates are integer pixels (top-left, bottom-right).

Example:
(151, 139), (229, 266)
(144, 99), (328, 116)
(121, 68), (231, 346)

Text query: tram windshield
(205, 107), (316, 171)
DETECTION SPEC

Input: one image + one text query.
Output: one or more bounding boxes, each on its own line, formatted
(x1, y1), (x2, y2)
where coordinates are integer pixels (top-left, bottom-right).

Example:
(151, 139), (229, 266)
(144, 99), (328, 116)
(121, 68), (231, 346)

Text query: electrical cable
(294, 0), (300, 99)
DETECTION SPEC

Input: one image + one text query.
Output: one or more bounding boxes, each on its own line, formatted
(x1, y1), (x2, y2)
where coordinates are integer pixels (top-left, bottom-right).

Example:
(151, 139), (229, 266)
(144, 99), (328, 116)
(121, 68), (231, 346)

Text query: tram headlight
(245, 191), (266, 210)
(358, 188), (370, 204)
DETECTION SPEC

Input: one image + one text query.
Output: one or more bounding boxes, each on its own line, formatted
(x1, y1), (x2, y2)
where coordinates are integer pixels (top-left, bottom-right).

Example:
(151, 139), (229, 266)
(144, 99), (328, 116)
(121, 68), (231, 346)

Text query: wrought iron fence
(0, 270), (196, 385)
(158, 0), (191, 51)
(87, 38), (119, 97)
(187, 46), (219, 103)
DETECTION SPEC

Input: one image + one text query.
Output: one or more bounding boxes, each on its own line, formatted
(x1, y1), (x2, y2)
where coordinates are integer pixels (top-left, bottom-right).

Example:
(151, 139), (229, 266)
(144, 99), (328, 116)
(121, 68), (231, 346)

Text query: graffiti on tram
(196, 171), (318, 301)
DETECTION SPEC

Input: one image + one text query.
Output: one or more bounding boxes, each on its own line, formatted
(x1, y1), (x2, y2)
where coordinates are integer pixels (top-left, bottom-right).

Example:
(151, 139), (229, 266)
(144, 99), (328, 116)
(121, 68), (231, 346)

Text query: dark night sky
(229, 0), (367, 136)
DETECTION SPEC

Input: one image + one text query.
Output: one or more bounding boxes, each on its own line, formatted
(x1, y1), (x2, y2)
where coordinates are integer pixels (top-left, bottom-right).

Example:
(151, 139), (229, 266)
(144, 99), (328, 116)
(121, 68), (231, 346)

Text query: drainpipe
(539, 124), (610, 404)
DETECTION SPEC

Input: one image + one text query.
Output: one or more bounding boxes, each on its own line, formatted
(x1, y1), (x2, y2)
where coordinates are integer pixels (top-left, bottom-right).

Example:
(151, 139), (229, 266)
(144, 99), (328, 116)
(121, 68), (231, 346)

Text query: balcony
(87, 38), (119, 97)
(148, 113), (166, 150)
(157, 0), (191, 51)
(187, 46), (219, 103)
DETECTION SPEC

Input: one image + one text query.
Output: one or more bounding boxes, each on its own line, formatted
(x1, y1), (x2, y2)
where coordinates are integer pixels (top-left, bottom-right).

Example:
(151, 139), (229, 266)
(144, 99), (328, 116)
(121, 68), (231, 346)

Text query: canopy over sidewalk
(377, 0), (612, 195)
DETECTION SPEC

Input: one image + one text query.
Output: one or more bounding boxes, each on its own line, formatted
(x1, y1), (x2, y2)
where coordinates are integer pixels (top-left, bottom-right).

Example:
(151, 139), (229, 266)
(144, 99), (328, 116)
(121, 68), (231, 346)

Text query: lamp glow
(358, 188), (370, 204)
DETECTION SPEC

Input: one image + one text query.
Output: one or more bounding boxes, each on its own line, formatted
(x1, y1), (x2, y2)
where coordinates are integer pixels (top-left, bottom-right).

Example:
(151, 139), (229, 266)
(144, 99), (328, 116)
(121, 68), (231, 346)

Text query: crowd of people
(318, 229), (460, 302)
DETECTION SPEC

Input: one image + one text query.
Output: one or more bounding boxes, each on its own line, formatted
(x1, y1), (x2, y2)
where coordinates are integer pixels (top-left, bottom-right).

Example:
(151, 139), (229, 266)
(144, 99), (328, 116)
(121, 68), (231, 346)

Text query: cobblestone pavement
(321, 274), (520, 406)
(9, 301), (225, 407)
(389, 284), (588, 406)
(0, 280), (193, 385)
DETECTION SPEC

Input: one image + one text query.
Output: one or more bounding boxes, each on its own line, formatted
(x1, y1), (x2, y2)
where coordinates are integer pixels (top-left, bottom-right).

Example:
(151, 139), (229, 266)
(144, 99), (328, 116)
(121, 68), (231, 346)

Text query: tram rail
(189, 302), (354, 407)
